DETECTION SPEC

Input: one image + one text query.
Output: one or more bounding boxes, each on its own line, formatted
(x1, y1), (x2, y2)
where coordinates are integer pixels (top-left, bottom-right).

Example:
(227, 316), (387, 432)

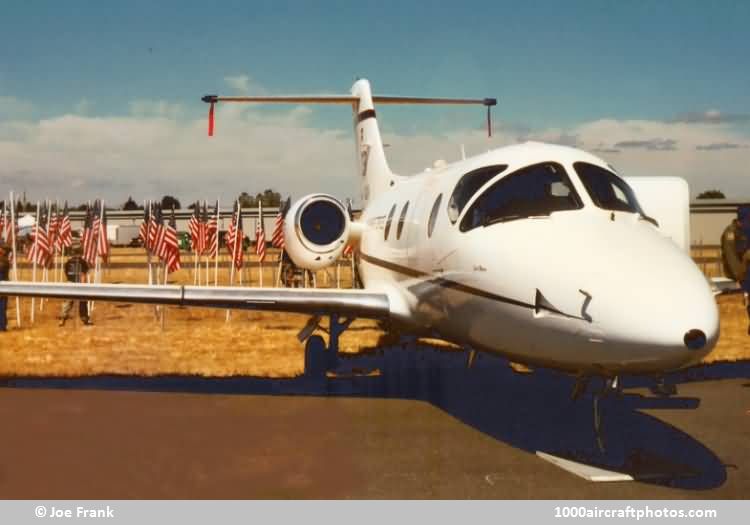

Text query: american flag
(188, 202), (201, 253)
(0, 202), (6, 242)
(230, 201), (244, 270)
(256, 201), (266, 263)
(47, 204), (59, 254)
(154, 205), (168, 260)
(91, 200), (101, 247)
(28, 205), (52, 267)
(82, 205), (98, 266)
(163, 207), (181, 273)
(272, 197), (290, 249)
(207, 200), (219, 258)
(225, 201), (236, 255)
(57, 202), (72, 252)
(138, 202), (150, 247)
(197, 201), (209, 255)
(97, 201), (109, 261)
(147, 202), (159, 252)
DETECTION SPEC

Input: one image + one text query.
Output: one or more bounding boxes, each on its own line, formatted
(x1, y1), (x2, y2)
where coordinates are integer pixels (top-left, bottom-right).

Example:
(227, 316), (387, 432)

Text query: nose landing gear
(571, 375), (622, 453)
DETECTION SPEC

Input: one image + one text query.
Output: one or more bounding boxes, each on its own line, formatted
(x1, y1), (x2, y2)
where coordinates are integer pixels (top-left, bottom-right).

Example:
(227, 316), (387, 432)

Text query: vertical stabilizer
(351, 79), (393, 204)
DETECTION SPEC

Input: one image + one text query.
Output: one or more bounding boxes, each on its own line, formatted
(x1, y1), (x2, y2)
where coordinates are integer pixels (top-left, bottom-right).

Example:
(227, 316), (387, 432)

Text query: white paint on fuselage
(358, 142), (719, 375)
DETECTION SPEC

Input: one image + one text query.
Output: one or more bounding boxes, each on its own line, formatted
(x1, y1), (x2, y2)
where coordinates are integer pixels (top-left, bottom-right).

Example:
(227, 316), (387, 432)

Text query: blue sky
(3, 1), (749, 124)
(1, 1), (749, 202)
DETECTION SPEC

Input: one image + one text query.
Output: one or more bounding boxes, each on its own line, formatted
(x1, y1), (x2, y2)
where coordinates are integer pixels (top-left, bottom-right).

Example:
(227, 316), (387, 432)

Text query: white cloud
(74, 98), (93, 115)
(223, 74), (268, 95)
(128, 99), (184, 119)
(0, 95), (34, 119)
(1, 98), (749, 206)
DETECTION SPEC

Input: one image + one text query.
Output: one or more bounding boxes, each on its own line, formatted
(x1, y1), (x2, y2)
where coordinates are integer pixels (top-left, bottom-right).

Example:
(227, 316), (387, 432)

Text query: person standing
(59, 249), (92, 326)
(0, 244), (10, 331)
(723, 205), (750, 334)
(739, 205), (750, 335)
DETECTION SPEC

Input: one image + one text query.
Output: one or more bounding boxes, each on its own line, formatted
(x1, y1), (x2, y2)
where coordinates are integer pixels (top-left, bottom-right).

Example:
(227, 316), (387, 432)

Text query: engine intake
(283, 194), (350, 270)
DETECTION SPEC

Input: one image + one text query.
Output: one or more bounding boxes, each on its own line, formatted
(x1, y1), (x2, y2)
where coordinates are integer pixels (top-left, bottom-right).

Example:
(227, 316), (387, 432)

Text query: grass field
(0, 248), (747, 377)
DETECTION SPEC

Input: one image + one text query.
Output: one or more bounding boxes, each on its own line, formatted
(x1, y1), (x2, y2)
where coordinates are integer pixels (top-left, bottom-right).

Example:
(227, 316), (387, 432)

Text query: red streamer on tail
(208, 102), (215, 137)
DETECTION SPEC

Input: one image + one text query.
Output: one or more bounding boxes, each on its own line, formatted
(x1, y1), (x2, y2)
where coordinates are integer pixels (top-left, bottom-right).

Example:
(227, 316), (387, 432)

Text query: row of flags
(187, 201), (219, 258)
(26, 202), (74, 267)
(1, 201), (21, 247)
(139, 202), (183, 273)
(145, 196), (353, 276)
(80, 200), (109, 266)
(139, 197), (292, 274)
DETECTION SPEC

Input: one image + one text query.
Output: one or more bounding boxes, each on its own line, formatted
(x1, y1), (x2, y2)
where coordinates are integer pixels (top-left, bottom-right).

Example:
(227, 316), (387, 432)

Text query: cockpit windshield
(574, 162), (643, 214)
(460, 162), (582, 232)
(447, 165), (506, 223)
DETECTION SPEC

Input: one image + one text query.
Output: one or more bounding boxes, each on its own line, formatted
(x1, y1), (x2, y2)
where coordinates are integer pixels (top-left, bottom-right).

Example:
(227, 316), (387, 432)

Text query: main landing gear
(300, 313), (354, 377)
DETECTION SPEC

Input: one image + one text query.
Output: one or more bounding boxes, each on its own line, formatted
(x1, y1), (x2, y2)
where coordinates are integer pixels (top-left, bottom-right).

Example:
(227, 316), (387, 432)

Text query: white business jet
(0, 79), (719, 394)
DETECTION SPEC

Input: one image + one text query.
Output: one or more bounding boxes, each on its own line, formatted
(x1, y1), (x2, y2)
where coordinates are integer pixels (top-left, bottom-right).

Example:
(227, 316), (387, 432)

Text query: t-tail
(350, 79), (391, 203)
(202, 79), (496, 205)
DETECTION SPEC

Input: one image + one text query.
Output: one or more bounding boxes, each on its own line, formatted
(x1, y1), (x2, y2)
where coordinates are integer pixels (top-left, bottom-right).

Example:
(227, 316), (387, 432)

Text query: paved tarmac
(0, 348), (748, 499)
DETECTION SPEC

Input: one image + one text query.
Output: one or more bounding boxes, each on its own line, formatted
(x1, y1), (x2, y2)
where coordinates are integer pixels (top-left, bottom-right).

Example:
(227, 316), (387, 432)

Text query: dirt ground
(0, 248), (747, 377)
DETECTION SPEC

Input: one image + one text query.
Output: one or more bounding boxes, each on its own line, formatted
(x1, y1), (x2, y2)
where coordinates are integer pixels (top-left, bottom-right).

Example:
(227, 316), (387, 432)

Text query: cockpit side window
(447, 165), (507, 224)
(574, 162), (643, 214)
(460, 162), (582, 232)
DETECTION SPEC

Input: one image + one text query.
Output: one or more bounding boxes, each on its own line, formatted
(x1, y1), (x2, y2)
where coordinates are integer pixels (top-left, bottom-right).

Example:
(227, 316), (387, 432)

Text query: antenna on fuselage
(460, 144), (466, 160)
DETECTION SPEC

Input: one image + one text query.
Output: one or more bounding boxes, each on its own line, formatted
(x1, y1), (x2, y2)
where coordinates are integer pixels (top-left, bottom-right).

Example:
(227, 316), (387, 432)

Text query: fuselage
(357, 142), (719, 376)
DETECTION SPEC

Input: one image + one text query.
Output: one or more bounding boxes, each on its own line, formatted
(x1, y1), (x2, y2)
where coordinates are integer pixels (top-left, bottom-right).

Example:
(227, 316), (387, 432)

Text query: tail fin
(202, 81), (495, 205)
(351, 79), (391, 204)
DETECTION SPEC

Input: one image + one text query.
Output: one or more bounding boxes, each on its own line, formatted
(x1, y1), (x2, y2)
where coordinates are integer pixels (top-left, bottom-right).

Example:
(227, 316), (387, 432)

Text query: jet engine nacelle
(282, 194), (350, 271)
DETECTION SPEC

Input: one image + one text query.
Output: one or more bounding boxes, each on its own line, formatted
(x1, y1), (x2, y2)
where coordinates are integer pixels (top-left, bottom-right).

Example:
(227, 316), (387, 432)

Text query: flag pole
(9, 192), (20, 328)
(258, 201), (264, 288)
(225, 200), (239, 322)
(195, 201), (201, 286)
(203, 200), (209, 287)
(86, 200), (93, 313)
(40, 199), (50, 312)
(145, 200), (152, 285)
(161, 260), (167, 330)
(214, 198), (219, 287)
(30, 201), (39, 324)
(55, 199), (60, 283)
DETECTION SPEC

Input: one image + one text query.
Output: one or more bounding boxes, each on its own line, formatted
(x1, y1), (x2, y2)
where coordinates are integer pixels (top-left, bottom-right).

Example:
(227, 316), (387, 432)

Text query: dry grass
(0, 248), (747, 377)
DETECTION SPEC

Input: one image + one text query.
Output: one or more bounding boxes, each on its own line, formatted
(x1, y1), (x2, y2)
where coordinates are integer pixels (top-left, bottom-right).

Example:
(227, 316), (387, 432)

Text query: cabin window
(397, 201), (409, 240)
(447, 165), (507, 223)
(460, 162), (582, 232)
(574, 162), (643, 214)
(428, 194), (442, 238)
(384, 204), (397, 240)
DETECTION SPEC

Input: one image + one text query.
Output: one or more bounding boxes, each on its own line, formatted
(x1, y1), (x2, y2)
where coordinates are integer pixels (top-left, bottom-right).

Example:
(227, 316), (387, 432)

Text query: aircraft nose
(582, 231), (720, 372)
(642, 260), (719, 369)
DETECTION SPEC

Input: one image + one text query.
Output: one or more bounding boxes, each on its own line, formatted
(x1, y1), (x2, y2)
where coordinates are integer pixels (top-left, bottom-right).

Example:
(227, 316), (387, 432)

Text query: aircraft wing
(0, 282), (390, 319)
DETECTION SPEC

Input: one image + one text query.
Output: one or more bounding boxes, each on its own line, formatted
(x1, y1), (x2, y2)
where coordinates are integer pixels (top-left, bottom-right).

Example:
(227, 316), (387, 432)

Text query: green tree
(122, 196), (141, 210)
(237, 192), (255, 208)
(697, 190), (725, 199)
(161, 195), (181, 210)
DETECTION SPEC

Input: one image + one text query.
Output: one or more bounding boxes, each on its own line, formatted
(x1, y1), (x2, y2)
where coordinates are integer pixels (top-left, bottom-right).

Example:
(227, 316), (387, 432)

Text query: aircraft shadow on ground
(4, 342), (749, 490)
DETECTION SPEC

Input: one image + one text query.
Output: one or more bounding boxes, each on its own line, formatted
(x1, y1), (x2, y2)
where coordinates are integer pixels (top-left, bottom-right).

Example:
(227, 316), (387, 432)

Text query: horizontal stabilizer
(201, 94), (496, 106)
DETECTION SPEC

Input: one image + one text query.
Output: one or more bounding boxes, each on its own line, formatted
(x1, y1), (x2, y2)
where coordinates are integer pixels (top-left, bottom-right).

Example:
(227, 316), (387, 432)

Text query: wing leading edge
(0, 282), (390, 319)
